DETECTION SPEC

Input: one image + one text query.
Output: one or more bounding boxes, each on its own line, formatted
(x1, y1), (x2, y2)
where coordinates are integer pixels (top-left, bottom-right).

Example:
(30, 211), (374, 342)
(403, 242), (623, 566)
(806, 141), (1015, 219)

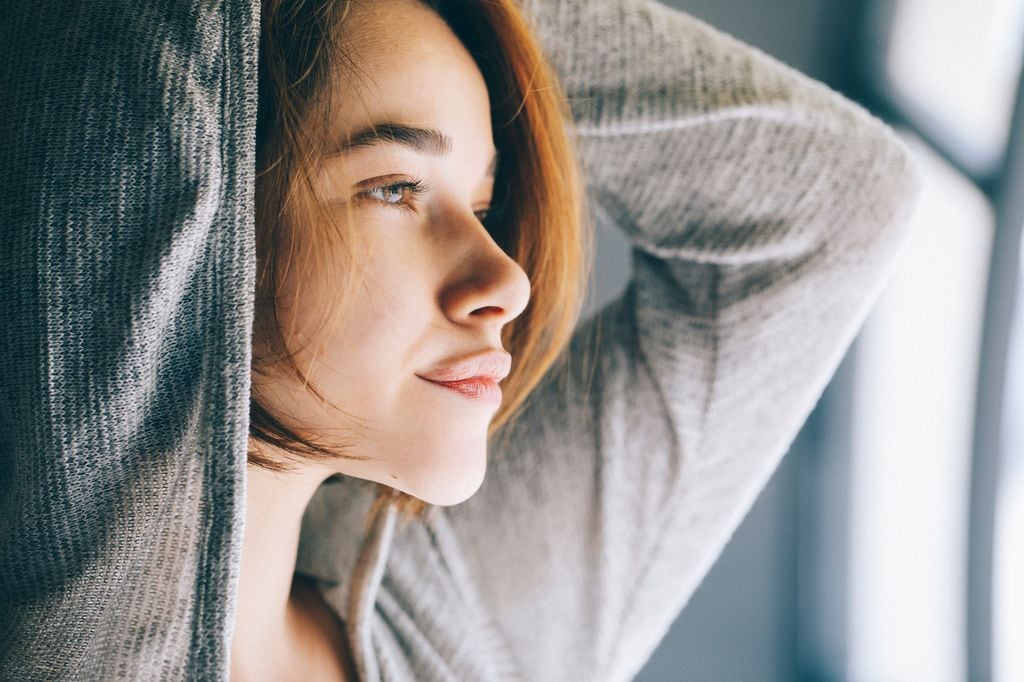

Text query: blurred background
(575, 0), (1024, 679)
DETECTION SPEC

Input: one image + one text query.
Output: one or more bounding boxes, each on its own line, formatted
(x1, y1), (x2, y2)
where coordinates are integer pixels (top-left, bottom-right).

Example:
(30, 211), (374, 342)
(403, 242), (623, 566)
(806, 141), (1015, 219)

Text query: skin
(231, 0), (531, 678)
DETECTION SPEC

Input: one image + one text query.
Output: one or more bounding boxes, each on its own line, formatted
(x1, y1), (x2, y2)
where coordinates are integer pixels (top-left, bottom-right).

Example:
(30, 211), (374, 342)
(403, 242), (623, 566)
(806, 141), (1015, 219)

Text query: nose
(436, 209), (531, 332)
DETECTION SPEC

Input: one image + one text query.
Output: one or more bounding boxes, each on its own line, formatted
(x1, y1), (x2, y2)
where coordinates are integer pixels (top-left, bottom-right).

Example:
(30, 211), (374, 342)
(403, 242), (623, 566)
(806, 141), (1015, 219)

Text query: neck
(232, 463), (332, 674)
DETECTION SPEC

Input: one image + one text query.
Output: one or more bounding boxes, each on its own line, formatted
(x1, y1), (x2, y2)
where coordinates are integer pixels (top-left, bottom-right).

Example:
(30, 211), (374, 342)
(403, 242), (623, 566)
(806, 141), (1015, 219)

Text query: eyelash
(358, 177), (429, 216)
(357, 177), (493, 223)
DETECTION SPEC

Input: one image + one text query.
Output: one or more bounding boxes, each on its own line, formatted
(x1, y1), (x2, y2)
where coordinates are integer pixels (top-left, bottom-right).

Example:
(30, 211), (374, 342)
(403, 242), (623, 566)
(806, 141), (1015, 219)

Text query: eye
(356, 176), (497, 226)
(356, 177), (428, 213)
(368, 185), (405, 205)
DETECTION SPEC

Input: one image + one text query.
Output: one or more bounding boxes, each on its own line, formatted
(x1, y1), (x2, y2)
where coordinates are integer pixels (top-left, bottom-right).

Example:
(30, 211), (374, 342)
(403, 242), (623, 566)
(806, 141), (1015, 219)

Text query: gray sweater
(0, 0), (921, 679)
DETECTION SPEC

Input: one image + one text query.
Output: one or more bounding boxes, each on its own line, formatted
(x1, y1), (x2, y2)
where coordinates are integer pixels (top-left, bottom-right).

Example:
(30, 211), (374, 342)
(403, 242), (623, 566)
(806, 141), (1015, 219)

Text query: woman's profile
(0, 0), (921, 679)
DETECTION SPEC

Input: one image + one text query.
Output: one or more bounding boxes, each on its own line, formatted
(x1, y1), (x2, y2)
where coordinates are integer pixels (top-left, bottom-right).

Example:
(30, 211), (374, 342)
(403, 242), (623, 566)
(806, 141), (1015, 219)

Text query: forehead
(330, 0), (493, 145)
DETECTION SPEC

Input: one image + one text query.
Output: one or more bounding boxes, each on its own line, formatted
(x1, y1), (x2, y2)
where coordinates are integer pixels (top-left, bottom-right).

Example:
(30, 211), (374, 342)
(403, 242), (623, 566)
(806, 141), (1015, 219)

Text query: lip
(419, 376), (503, 406)
(416, 349), (512, 383)
(416, 348), (510, 408)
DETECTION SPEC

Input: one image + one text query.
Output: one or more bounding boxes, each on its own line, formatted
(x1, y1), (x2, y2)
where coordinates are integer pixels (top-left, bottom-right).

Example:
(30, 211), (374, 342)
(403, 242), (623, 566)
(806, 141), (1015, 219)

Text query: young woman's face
(256, 0), (531, 505)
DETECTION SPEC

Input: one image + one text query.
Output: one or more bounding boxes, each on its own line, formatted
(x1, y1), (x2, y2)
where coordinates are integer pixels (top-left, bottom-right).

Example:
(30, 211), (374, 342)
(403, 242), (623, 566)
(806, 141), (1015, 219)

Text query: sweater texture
(0, 0), (922, 679)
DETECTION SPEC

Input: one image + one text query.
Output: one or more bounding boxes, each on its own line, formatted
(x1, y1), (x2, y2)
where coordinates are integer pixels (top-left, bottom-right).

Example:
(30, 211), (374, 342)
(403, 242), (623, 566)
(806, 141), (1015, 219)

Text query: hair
(252, 0), (594, 523)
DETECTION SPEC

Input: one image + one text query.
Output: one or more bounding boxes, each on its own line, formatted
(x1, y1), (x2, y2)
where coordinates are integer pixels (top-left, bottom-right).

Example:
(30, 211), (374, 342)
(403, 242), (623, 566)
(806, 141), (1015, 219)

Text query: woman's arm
(0, 1), (257, 678)
(443, 1), (922, 679)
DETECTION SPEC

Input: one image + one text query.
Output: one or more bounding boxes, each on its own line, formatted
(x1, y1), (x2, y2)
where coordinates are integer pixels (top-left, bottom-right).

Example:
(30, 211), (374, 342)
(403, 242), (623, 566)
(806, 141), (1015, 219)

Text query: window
(855, 1), (1024, 679)
(994, 237), (1024, 682)
(867, 0), (1024, 177)
(846, 132), (993, 682)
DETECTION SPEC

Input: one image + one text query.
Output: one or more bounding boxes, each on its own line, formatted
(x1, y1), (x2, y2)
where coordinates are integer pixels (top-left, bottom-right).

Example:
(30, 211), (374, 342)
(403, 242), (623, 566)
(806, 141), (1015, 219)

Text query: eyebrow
(334, 122), (499, 178)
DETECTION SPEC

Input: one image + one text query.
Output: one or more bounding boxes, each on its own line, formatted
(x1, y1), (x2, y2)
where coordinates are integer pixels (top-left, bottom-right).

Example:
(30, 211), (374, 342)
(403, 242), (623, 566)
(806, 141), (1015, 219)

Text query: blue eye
(358, 178), (428, 213)
(356, 176), (495, 225)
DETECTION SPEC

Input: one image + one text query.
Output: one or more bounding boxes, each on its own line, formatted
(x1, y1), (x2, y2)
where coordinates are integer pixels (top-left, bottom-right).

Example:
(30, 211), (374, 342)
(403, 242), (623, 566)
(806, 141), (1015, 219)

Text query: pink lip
(417, 349), (511, 384)
(420, 376), (502, 406)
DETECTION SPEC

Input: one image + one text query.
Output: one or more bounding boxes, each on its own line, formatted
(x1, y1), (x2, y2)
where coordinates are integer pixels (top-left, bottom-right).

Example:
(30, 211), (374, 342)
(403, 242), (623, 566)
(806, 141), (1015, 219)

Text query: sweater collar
(296, 475), (398, 681)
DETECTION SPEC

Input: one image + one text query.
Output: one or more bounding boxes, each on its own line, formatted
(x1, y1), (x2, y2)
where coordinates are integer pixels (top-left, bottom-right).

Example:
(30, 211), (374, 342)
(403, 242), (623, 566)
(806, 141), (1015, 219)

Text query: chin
(398, 447), (488, 507)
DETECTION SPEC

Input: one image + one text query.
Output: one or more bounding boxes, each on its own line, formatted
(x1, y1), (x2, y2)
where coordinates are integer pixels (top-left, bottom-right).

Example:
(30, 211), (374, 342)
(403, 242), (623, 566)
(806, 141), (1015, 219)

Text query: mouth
(419, 376), (502, 406)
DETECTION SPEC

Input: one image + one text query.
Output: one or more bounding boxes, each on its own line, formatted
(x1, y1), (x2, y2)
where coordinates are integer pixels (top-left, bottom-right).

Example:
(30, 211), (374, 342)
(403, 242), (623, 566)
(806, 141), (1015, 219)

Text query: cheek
(310, 270), (433, 392)
(286, 243), (425, 359)
(342, 267), (429, 349)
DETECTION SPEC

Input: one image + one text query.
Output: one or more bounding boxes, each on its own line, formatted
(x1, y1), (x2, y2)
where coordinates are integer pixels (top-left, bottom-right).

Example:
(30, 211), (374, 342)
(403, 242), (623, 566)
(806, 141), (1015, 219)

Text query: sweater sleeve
(443, 1), (922, 680)
(0, 1), (257, 678)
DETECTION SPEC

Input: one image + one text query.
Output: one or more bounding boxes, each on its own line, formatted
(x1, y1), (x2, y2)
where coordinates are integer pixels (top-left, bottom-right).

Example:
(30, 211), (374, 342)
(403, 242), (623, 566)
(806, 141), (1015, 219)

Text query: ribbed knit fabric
(0, 0), (921, 679)
(1, 0), (257, 679)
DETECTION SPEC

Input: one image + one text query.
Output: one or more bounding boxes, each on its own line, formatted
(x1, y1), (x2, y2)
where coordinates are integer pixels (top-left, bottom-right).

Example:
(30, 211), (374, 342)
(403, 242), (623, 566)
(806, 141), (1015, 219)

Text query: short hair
(252, 0), (593, 522)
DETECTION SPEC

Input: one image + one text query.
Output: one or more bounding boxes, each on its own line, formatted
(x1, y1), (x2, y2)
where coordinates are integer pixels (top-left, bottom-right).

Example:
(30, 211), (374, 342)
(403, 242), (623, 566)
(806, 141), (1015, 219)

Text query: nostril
(473, 305), (504, 316)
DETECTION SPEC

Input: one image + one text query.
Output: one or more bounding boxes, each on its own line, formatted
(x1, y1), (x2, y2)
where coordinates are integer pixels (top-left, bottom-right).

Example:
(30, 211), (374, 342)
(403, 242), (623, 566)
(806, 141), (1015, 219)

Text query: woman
(0, 0), (920, 679)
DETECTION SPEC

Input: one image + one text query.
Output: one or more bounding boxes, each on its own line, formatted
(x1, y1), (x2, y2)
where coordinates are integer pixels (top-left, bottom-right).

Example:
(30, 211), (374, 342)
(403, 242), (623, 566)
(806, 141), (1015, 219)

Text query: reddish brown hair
(252, 0), (593, 522)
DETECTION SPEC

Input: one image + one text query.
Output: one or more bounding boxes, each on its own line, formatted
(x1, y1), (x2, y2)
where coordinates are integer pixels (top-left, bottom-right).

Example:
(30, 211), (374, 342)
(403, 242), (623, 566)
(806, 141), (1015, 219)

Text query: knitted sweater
(0, 0), (921, 679)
